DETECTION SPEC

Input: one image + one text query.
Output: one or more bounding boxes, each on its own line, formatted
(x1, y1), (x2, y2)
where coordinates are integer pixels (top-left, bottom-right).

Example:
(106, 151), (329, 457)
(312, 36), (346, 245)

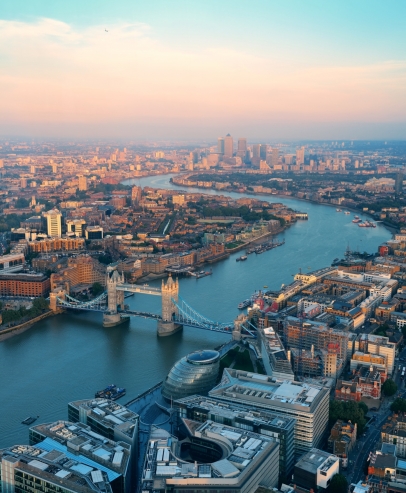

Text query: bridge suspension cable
(172, 295), (234, 333)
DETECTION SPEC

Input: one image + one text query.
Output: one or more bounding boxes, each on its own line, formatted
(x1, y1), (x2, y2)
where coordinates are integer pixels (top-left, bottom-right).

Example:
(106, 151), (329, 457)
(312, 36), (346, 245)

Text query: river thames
(0, 174), (391, 447)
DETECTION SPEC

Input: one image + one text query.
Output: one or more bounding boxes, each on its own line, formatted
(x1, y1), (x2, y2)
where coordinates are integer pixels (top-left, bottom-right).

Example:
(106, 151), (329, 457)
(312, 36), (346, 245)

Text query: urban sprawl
(2, 137), (406, 493)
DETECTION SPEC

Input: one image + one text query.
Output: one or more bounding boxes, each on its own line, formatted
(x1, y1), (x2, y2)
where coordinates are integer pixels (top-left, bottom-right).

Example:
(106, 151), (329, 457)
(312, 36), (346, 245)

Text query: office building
(140, 423), (279, 493)
(217, 137), (225, 155)
(237, 138), (247, 156)
(29, 420), (132, 493)
(0, 442), (119, 493)
(209, 369), (330, 457)
(43, 209), (62, 237)
(162, 350), (220, 401)
(174, 395), (295, 478)
(66, 219), (86, 237)
(252, 144), (261, 160)
(259, 327), (295, 380)
(224, 134), (234, 157)
(68, 398), (139, 461)
(296, 146), (305, 166)
(78, 175), (88, 191)
(260, 144), (267, 160)
(357, 334), (396, 374)
(86, 226), (104, 240)
(293, 448), (340, 492)
(395, 171), (404, 195)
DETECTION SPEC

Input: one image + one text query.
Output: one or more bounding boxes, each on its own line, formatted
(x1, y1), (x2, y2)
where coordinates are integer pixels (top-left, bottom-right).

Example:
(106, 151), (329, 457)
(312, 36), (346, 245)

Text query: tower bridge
(49, 269), (236, 337)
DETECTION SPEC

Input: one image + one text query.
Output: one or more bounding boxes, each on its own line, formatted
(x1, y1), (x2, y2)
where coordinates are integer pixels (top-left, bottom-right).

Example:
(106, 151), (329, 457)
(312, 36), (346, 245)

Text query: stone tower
(106, 269), (124, 312)
(158, 275), (182, 337)
(161, 274), (179, 322)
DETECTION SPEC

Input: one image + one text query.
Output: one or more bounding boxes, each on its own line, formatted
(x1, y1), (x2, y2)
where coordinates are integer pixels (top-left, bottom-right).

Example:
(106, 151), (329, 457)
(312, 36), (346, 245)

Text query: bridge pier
(157, 320), (183, 337)
(103, 312), (129, 327)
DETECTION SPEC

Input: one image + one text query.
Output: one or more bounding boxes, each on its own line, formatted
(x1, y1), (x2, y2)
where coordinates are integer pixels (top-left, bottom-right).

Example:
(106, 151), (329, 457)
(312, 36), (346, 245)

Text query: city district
(2, 139), (406, 493)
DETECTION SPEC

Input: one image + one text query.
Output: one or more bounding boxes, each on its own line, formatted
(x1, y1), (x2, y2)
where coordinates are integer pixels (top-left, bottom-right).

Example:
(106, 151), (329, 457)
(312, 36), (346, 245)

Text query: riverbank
(169, 176), (398, 236)
(0, 309), (63, 342)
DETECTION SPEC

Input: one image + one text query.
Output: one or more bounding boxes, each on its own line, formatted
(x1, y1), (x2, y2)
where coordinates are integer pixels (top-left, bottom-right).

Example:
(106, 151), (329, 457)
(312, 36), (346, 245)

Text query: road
(345, 362), (404, 485)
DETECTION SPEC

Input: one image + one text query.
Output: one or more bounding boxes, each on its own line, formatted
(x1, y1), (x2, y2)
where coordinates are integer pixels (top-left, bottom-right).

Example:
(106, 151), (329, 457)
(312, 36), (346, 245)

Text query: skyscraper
(260, 144), (267, 160)
(237, 137), (247, 154)
(43, 209), (62, 237)
(224, 134), (234, 157)
(252, 144), (261, 159)
(395, 170), (404, 195)
(217, 137), (225, 155)
(296, 146), (305, 165)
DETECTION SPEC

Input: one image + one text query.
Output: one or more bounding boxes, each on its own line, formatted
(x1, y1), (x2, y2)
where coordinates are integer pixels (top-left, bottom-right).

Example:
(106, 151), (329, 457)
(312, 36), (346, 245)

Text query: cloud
(0, 17), (405, 137)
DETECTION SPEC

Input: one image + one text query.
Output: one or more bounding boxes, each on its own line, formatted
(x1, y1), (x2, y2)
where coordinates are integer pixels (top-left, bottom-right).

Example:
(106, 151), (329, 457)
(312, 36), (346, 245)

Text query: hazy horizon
(2, 0), (406, 140)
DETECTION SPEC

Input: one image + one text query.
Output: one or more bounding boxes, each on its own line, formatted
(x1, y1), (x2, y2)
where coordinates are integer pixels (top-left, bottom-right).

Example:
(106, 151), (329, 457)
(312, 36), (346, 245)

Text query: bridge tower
(103, 269), (126, 327)
(157, 275), (182, 337)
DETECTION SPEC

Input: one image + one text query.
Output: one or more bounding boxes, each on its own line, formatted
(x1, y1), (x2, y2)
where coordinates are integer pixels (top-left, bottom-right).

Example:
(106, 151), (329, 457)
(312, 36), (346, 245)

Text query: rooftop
(0, 440), (117, 493)
(295, 448), (339, 474)
(30, 421), (130, 475)
(69, 399), (139, 439)
(209, 369), (327, 413)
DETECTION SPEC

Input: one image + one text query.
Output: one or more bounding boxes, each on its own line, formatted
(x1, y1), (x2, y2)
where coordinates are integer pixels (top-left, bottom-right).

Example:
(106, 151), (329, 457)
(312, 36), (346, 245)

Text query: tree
(92, 282), (104, 296)
(382, 379), (398, 397)
(329, 400), (366, 435)
(327, 474), (348, 493)
(391, 398), (406, 413)
(15, 197), (30, 208)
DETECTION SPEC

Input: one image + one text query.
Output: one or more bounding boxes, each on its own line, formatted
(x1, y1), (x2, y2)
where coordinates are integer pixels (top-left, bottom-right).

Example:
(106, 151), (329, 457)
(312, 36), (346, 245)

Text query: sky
(1, 0), (406, 140)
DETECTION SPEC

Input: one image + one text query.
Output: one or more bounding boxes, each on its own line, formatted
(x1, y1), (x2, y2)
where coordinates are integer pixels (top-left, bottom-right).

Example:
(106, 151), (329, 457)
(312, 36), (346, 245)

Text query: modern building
(29, 420), (132, 493)
(140, 422), (279, 493)
(293, 448), (340, 492)
(296, 146), (305, 166)
(224, 134), (234, 158)
(209, 369), (330, 457)
(66, 219), (86, 237)
(217, 137), (225, 155)
(161, 350), (220, 401)
(85, 226), (104, 240)
(0, 442), (119, 493)
(237, 138), (247, 156)
(43, 209), (62, 237)
(173, 395), (295, 478)
(259, 326), (295, 380)
(357, 334), (396, 375)
(67, 398), (139, 461)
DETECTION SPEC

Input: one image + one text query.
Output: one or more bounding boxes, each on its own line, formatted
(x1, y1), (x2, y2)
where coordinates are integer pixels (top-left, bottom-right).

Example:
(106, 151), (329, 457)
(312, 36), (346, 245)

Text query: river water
(0, 174), (390, 447)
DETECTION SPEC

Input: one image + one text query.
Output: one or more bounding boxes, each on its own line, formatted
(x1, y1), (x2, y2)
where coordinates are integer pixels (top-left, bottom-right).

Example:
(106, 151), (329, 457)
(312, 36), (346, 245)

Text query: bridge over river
(49, 269), (239, 336)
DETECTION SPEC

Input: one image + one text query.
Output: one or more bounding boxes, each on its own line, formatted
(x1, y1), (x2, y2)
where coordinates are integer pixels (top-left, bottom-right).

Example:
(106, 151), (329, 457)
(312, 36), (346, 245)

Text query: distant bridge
(50, 270), (236, 336)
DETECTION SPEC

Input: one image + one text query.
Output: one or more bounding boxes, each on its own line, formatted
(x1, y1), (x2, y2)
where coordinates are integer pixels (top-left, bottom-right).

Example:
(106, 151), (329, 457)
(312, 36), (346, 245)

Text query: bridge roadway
(116, 284), (162, 296)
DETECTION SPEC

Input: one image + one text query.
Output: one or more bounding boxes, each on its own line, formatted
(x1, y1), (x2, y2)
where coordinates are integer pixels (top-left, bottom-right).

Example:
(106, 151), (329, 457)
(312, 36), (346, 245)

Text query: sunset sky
(1, 0), (406, 140)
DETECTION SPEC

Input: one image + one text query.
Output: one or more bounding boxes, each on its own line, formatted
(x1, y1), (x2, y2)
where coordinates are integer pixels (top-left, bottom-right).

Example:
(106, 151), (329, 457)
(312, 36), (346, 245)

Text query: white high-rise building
(43, 209), (62, 237)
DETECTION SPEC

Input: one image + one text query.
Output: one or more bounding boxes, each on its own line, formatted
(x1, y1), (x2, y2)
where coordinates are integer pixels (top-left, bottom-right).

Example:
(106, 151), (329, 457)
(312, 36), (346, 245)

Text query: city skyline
(1, 1), (406, 139)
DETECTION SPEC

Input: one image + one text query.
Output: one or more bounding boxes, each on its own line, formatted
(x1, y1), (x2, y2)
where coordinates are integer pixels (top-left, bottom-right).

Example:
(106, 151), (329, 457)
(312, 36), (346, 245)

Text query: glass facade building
(161, 350), (220, 401)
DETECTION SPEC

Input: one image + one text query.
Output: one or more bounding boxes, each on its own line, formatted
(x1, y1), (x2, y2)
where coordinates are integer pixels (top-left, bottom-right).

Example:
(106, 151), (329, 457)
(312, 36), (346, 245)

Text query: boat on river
(236, 255), (248, 262)
(22, 416), (39, 425)
(95, 384), (126, 400)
